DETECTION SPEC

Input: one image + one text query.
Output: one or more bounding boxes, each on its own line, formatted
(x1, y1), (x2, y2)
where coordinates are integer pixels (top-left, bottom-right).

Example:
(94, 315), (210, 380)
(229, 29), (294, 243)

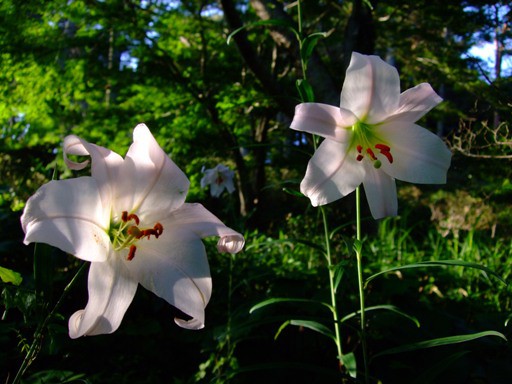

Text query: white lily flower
(200, 164), (236, 198)
(290, 52), (452, 219)
(21, 124), (244, 337)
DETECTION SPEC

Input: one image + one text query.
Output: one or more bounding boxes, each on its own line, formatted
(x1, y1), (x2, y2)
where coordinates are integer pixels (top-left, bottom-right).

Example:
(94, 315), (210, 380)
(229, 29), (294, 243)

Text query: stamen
(127, 245), (137, 261)
(356, 145), (363, 153)
(381, 150), (394, 164)
(356, 154), (364, 162)
(366, 148), (377, 160)
(154, 223), (163, 238)
(127, 213), (140, 225)
(121, 211), (128, 222)
(127, 226), (143, 239)
(375, 144), (390, 151)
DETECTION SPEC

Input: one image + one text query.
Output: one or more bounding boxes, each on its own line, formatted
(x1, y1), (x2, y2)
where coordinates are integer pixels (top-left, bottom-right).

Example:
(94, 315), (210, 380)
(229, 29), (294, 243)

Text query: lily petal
(362, 166), (398, 219)
(386, 83), (443, 123)
(166, 203), (245, 254)
(117, 124), (190, 222)
(69, 257), (137, 338)
(290, 103), (355, 142)
(21, 178), (111, 262)
(126, 228), (212, 330)
(63, 135), (124, 211)
(377, 122), (452, 184)
(300, 139), (365, 206)
(340, 52), (400, 123)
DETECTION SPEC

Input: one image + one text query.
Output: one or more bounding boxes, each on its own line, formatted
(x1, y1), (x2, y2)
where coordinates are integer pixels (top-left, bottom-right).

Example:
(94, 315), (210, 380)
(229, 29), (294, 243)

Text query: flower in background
(201, 164), (236, 197)
(290, 52), (451, 219)
(21, 124), (244, 338)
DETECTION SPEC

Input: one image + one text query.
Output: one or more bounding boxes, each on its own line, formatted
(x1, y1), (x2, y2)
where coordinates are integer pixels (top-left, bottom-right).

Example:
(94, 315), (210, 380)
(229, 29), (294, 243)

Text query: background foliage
(1, 0), (511, 383)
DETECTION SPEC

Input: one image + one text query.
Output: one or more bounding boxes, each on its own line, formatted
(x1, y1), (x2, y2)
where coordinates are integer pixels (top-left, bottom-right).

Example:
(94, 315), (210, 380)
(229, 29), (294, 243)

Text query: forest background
(1, 0), (512, 383)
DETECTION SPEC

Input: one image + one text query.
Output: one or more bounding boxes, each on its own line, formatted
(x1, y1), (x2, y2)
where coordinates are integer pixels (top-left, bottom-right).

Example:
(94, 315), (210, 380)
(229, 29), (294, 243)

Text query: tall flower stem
(11, 262), (87, 384)
(320, 207), (344, 368)
(355, 186), (369, 382)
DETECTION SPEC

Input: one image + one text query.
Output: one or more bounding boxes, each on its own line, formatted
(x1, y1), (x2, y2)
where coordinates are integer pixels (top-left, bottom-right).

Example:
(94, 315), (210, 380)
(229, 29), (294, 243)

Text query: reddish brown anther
(375, 143), (390, 152)
(356, 154), (364, 162)
(356, 145), (363, 153)
(154, 223), (163, 238)
(121, 211), (128, 222)
(127, 213), (140, 225)
(127, 245), (137, 261)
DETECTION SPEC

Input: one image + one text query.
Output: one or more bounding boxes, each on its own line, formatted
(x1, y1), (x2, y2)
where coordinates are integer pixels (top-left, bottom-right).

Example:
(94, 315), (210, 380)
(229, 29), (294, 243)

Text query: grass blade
(373, 330), (507, 359)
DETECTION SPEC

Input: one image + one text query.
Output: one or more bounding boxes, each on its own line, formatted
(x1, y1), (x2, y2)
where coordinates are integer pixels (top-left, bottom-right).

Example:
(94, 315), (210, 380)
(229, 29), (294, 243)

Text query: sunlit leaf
(282, 187), (304, 197)
(0, 265), (22, 286)
(365, 260), (507, 286)
(250, 297), (333, 314)
(373, 330), (507, 359)
(296, 79), (315, 103)
(301, 32), (330, 64)
(340, 352), (357, 378)
(290, 319), (336, 341)
(340, 305), (420, 328)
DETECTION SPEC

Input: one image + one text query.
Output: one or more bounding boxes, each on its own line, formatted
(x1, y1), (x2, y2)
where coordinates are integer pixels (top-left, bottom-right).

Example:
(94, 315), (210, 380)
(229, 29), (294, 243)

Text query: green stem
(11, 262), (87, 384)
(355, 187), (369, 382)
(320, 207), (344, 368)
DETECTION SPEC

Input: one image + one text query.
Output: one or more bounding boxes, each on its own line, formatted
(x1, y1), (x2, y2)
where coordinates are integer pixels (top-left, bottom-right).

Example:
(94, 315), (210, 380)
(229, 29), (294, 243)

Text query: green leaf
(282, 187), (304, 197)
(332, 261), (348, 293)
(0, 265), (23, 286)
(290, 319), (336, 341)
(340, 352), (357, 378)
(365, 260), (507, 286)
(352, 239), (363, 254)
(296, 79), (315, 102)
(340, 305), (420, 328)
(373, 330), (507, 359)
(227, 19), (298, 45)
(301, 32), (329, 64)
(249, 297), (333, 314)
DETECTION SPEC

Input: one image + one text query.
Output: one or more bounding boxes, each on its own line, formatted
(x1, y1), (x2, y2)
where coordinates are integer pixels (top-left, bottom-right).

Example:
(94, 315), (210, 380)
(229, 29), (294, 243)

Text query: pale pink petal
(69, 257), (137, 338)
(386, 83), (443, 123)
(63, 134), (124, 210)
(124, 228), (212, 330)
(300, 139), (365, 206)
(166, 203), (245, 254)
(362, 166), (398, 219)
(21, 178), (111, 262)
(340, 52), (400, 123)
(115, 124), (189, 222)
(377, 122), (451, 184)
(290, 103), (355, 142)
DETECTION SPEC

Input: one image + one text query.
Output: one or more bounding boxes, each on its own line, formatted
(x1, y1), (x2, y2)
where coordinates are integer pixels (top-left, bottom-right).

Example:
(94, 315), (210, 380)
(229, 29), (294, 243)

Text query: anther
(127, 245), (137, 261)
(375, 144), (390, 152)
(121, 211), (128, 222)
(127, 213), (140, 225)
(356, 154), (364, 162)
(154, 223), (163, 238)
(356, 145), (363, 153)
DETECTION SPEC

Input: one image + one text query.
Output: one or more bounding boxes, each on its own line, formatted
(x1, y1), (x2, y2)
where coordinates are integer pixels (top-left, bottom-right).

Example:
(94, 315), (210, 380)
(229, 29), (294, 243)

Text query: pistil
(110, 211), (164, 261)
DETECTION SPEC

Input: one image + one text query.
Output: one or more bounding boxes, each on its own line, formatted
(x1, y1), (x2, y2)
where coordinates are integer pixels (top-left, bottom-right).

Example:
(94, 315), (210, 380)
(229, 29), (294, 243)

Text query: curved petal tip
(174, 317), (205, 330)
(217, 234), (245, 254)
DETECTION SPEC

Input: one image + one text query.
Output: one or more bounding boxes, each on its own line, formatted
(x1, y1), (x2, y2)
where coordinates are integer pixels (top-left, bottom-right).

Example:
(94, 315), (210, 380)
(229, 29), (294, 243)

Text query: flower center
(109, 211), (163, 261)
(351, 121), (394, 169)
